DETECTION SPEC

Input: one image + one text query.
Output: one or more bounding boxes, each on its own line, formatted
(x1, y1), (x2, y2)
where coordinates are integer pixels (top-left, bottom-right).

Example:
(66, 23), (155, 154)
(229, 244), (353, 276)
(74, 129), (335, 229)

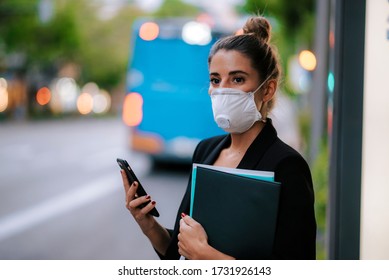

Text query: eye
(210, 78), (220, 85)
(233, 77), (245, 84)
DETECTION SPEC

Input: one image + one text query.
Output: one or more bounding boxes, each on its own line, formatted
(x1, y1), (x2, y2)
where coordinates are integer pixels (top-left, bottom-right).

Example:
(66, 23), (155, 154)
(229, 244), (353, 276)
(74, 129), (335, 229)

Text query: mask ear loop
(252, 75), (273, 123)
(259, 101), (268, 123)
(251, 74), (273, 95)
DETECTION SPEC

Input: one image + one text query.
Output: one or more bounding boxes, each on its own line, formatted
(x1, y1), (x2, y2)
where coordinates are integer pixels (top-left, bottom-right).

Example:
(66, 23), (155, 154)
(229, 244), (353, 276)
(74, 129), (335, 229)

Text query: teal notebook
(190, 164), (281, 259)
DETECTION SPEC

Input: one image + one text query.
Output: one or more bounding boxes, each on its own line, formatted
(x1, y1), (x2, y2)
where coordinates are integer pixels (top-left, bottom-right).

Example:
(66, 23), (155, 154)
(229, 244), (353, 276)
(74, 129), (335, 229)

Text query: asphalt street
(0, 117), (189, 259)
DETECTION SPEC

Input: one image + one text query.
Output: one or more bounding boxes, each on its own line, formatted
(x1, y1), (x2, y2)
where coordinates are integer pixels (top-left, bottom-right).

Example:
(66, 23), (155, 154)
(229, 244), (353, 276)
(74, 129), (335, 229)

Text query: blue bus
(123, 18), (226, 162)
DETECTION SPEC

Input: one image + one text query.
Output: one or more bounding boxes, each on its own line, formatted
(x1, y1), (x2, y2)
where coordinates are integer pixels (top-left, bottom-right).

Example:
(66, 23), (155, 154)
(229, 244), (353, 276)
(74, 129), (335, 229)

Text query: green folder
(190, 165), (281, 259)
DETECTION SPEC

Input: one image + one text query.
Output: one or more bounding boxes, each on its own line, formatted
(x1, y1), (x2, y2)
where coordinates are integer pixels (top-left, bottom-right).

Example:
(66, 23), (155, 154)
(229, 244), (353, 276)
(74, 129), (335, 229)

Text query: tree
(0, 0), (81, 74)
(153, 0), (199, 18)
(0, 0), (40, 70)
(73, 1), (145, 88)
(0, 0), (146, 89)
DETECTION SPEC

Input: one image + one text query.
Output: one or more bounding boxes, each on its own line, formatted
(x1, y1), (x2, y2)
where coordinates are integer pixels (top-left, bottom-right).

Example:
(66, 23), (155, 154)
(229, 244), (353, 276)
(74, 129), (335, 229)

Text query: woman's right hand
(120, 169), (157, 234)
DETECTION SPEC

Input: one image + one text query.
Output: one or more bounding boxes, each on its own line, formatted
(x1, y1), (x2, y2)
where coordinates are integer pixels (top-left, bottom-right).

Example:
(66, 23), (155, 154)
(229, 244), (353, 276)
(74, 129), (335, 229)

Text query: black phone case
(117, 158), (160, 217)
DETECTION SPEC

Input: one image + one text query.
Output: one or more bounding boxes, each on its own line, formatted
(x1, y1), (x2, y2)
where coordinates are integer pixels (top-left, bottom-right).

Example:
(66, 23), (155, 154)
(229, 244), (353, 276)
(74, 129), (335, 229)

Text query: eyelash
(233, 77), (244, 83)
(210, 77), (245, 85)
(210, 78), (220, 85)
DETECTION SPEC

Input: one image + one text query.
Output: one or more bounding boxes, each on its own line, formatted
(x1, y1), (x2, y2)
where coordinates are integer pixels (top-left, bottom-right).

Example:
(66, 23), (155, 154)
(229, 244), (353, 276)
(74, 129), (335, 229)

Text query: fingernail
(151, 201), (156, 205)
(146, 195), (151, 200)
(181, 213), (186, 218)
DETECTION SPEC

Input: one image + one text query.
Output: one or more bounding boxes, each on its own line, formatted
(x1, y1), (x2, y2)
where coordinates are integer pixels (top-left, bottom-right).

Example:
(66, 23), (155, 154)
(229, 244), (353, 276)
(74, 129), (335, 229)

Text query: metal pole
(309, 0), (330, 163)
(328, 0), (366, 260)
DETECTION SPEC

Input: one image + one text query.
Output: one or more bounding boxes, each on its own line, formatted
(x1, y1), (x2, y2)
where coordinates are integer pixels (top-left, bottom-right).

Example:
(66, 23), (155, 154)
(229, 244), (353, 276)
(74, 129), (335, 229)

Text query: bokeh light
(182, 21), (212, 46)
(196, 13), (215, 27)
(36, 87), (51, 106)
(77, 92), (93, 115)
(50, 77), (79, 114)
(0, 77), (8, 112)
(329, 31), (335, 49)
(82, 82), (99, 96)
(123, 92), (143, 126)
(328, 72), (335, 93)
(139, 22), (159, 41)
(298, 50), (317, 71)
(94, 90), (111, 114)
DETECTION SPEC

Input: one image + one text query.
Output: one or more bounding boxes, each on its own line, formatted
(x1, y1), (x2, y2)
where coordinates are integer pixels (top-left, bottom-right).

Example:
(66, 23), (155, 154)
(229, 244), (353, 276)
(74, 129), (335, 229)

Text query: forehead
(209, 50), (256, 75)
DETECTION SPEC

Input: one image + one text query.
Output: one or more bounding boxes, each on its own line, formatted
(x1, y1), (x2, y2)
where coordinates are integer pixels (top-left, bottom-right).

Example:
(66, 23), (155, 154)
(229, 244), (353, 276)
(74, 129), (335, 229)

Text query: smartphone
(117, 158), (160, 217)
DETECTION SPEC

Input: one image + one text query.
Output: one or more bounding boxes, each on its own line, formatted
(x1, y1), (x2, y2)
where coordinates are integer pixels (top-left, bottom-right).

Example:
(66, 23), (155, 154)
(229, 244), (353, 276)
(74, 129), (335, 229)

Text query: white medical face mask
(210, 77), (270, 134)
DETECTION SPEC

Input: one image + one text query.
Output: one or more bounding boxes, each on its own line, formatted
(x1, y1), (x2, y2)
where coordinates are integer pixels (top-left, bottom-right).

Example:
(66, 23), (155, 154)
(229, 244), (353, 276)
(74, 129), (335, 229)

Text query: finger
(181, 213), (198, 227)
(178, 246), (185, 258)
(178, 242), (188, 259)
(179, 218), (185, 229)
(140, 199), (157, 215)
(177, 239), (185, 253)
(126, 181), (139, 203)
(120, 170), (130, 193)
(179, 217), (191, 233)
(128, 194), (151, 210)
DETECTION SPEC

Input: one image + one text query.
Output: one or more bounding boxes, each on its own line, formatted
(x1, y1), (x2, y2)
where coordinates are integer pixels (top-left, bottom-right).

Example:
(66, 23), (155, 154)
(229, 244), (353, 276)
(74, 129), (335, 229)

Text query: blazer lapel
(237, 119), (278, 170)
(202, 134), (231, 165)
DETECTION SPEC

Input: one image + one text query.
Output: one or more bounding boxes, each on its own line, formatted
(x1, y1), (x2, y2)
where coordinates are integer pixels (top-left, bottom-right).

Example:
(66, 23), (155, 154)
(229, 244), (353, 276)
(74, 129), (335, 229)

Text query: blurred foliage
(72, 1), (145, 88)
(33, 3), (81, 67)
(0, 0), (317, 93)
(0, 0), (145, 89)
(0, 0), (38, 49)
(153, 0), (199, 17)
(298, 81), (329, 260)
(241, 0), (315, 43)
(298, 109), (311, 156)
(300, 110), (329, 260)
(239, 0), (315, 96)
(0, 0), (80, 70)
(0, 0), (201, 90)
(311, 139), (329, 259)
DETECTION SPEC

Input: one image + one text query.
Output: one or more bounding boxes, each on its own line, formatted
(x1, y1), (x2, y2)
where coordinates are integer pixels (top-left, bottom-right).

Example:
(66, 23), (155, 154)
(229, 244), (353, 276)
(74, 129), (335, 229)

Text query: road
(0, 117), (189, 260)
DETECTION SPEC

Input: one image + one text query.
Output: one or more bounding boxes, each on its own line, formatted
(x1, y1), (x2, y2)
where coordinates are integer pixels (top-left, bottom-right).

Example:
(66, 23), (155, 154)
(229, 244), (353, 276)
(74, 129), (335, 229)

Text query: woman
(121, 16), (316, 260)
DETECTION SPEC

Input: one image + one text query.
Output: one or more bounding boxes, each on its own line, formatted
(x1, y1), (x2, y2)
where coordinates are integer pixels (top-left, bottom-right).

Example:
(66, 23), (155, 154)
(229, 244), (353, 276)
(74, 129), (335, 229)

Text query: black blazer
(158, 119), (316, 260)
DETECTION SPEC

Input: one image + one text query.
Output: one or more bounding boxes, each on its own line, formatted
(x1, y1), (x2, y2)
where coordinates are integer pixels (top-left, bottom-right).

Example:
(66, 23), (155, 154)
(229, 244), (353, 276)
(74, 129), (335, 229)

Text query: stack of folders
(190, 164), (281, 260)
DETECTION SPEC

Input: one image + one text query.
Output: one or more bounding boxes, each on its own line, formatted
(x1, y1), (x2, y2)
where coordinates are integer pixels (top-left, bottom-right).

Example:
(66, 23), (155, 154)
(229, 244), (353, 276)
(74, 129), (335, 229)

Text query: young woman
(121, 16), (316, 260)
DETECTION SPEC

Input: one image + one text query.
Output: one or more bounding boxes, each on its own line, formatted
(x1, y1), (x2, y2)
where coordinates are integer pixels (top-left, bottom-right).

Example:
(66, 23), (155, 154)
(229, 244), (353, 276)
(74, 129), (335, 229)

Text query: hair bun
(242, 17), (271, 44)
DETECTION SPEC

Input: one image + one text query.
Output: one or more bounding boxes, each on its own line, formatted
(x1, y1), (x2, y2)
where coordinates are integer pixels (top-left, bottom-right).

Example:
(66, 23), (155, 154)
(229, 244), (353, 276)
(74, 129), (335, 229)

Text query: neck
(229, 121), (265, 153)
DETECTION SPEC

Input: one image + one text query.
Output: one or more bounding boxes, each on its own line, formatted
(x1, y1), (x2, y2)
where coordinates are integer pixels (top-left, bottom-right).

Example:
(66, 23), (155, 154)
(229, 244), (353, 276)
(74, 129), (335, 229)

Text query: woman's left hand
(178, 214), (209, 260)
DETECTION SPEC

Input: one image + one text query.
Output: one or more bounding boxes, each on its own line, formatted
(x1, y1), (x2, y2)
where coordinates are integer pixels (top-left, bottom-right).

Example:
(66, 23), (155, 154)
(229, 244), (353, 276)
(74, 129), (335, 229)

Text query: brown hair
(208, 16), (281, 111)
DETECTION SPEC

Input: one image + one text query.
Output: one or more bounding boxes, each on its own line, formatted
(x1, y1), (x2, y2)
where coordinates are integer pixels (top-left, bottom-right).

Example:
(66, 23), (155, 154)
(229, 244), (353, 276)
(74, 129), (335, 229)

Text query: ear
(262, 79), (277, 102)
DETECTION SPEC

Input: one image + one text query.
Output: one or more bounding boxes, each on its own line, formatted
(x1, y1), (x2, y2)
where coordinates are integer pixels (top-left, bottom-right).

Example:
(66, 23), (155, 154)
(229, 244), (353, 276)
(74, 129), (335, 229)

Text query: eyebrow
(210, 70), (250, 76)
